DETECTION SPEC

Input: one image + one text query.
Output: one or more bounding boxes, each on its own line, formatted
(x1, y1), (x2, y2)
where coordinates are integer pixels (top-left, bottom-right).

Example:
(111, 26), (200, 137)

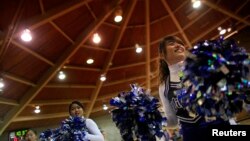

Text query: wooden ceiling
(0, 0), (249, 134)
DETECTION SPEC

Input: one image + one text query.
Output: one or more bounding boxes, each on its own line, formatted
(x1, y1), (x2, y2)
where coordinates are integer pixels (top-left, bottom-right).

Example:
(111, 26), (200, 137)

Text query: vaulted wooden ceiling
(0, 0), (249, 134)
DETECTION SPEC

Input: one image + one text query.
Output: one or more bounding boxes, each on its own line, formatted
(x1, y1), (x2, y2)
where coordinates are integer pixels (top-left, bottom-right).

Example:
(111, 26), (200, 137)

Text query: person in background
(69, 101), (105, 141)
(24, 129), (38, 141)
(158, 36), (230, 141)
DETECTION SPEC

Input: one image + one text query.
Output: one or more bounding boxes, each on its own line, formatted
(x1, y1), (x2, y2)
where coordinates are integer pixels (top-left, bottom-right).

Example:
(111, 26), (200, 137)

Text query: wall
(94, 114), (122, 141)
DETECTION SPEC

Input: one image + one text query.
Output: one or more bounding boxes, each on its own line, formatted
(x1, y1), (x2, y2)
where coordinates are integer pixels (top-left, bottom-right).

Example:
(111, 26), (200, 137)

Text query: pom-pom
(179, 36), (250, 121)
(40, 116), (89, 141)
(110, 84), (166, 141)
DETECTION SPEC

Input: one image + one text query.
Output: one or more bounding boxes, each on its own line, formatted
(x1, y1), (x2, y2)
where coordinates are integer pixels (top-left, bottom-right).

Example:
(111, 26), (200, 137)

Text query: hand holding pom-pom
(179, 37), (250, 121)
(40, 116), (89, 141)
(110, 84), (166, 141)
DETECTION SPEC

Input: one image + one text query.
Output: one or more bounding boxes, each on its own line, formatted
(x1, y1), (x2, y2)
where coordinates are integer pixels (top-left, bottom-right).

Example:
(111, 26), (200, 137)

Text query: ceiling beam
(13, 90), (158, 122)
(0, 2), (117, 135)
(3, 71), (97, 88)
(13, 105), (104, 122)
(191, 18), (229, 43)
(64, 65), (101, 72)
(97, 92), (124, 101)
(0, 97), (19, 106)
(21, 0), (92, 31)
(39, 0), (45, 15)
(29, 99), (91, 106)
(145, 0), (151, 89)
(103, 75), (146, 87)
(3, 70), (148, 89)
(109, 62), (146, 70)
(103, 22), (120, 28)
(65, 58), (159, 72)
(183, 9), (211, 31)
(203, 0), (250, 26)
(86, 3), (97, 20)
(45, 83), (96, 88)
(2, 1), (94, 68)
(85, 0), (137, 117)
(50, 21), (74, 44)
(2, 72), (36, 86)
(0, 0), (23, 64)
(161, 0), (192, 48)
(11, 40), (54, 66)
(12, 112), (68, 122)
(0, 0), (92, 44)
(126, 0), (188, 28)
(81, 44), (111, 52)
(192, 1), (249, 43)
(209, 0), (249, 40)
(211, 16), (250, 40)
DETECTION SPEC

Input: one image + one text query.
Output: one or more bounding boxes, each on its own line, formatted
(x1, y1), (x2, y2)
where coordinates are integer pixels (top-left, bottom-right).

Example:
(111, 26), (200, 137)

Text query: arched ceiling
(0, 0), (249, 134)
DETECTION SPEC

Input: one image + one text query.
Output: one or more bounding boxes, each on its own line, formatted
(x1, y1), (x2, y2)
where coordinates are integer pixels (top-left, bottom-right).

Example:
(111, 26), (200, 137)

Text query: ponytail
(159, 59), (169, 83)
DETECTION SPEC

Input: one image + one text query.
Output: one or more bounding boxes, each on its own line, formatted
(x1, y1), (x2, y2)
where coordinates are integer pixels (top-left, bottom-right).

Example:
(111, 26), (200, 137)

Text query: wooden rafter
(45, 84), (96, 88)
(203, 0), (250, 26)
(85, 0), (137, 117)
(39, 0), (45, 15)
(50, 21), (74, 44)
(0, 1), (117, 134)
(21, 0), (92, 31)
(11, 40), (54, 66)
(29, 99), (91, 106)
(86, 3), (97, 20)
(161, 0), (192, 48)
(13, 105), (105, 122)
(192, 1), (249, 43)
(145, 0), (151, 89)
(13, 91), (159, 123)
(103, 75), (146, 87)
(0, 0), (24, 63)
(64, 65), (101, 71)
(2, 72), (36, 86)
(0, 97), (19, 106)
(212, 16), (250, 40)
(191, 18), (229, 43)
(109, 62), (146, 70)
(81, 44), (111, 52)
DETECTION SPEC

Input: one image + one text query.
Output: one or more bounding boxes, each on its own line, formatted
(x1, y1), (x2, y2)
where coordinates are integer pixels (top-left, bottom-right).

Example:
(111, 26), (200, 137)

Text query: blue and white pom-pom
(40, 116), (89, 141)
(110, 84), (166, 141)
(178, 36), (250, 120)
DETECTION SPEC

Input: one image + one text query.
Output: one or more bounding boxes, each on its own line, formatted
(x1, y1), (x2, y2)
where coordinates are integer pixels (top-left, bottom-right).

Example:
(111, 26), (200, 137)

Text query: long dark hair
(158, 36), (184, 83)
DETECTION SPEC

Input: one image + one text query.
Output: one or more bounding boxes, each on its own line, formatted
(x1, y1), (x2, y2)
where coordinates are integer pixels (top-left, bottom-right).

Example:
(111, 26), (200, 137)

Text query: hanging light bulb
(135, 44), (142, 53)
(93, 33), (101, 44)
(103, 104), (108, 110)
(58, 71), (66, 80)
(217, 26), (227, 35)
(86, 58), (94, 64)
(219, 29), (227, 35)
(21, 29), (32, 42)
(227, 27), (232, 32)
(114, 7), (123, 23)
(0, 78), (4, 92)
(100, 74), (106, 81)
(34, 106), (41, 113)
(192, 0), (201, 8)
